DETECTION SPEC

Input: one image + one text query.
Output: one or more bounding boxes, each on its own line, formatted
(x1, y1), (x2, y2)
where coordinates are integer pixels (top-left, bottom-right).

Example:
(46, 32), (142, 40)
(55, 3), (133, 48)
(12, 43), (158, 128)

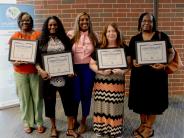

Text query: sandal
(66, 129), (80, 138)
(96, 133), (102, 137)
(135, 125), (154, 138)
(36, 125), (45, 133)
(78, 124), (87, 134)
(50, 127), (58, 137)
(133, 123), (145, 136)
(24, 127), (32, 134)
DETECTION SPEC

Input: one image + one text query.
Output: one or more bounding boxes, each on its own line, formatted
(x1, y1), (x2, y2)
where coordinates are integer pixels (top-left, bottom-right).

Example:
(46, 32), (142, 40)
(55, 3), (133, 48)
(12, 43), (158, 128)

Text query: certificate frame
(96, 48), (128, 69)
(42, 52), (74, 77)
(8, 39), (38, 63)
(136, 41), (167, 65)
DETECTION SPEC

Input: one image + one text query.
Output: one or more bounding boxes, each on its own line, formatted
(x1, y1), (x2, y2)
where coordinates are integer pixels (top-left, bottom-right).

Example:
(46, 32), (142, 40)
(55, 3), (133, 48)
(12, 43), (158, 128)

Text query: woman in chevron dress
(89, 23), (129, 137)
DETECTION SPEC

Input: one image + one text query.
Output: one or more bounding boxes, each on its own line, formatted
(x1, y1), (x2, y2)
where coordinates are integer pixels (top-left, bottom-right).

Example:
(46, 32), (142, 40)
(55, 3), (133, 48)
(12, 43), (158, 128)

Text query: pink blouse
(68, 31), (94, 64)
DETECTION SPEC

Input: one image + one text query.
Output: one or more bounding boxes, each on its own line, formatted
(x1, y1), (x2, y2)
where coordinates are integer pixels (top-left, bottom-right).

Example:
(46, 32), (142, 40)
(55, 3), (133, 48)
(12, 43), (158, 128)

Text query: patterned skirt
(93, 74), (125, 136)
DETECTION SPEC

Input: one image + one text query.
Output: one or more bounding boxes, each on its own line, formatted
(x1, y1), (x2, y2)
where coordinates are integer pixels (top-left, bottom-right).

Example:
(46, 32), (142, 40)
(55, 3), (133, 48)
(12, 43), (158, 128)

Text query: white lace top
(47, 37), (65, 87)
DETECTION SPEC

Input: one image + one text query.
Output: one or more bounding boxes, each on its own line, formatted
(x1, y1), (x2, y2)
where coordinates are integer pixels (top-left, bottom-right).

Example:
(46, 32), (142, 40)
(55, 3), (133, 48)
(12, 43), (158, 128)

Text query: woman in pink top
(67, 12), (98, 134)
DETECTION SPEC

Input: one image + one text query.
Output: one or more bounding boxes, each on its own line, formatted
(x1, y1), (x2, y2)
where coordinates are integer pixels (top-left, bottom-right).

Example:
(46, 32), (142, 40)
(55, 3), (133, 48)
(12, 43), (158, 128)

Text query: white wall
(0, 0), (16, 4)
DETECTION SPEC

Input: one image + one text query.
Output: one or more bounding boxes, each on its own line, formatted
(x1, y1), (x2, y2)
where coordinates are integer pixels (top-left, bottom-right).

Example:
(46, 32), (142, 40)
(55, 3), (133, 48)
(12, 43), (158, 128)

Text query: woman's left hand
(102, 69), (112, 76)
(68, 73), (76, 77)
(150, 63), (165, 70)
(112, 69), (125, 75)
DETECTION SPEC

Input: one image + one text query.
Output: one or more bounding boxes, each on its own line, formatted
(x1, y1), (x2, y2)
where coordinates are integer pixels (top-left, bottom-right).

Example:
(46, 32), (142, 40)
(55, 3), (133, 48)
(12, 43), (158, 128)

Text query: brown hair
(100, 23), (126, 48)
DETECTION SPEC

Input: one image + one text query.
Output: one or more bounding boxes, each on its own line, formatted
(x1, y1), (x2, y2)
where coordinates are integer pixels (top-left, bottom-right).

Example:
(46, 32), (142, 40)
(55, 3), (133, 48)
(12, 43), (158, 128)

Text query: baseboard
(0, 99), (19, 110)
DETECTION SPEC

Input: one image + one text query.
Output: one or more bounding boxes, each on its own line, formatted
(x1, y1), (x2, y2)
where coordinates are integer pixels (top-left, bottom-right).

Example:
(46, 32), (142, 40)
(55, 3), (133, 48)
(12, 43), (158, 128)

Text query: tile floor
(0, 95), (183, 138)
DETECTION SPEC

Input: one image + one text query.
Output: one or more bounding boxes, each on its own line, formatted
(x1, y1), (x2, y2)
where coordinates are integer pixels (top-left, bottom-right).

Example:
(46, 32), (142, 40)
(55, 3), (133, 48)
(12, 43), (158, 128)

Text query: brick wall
(16, 0), (184, 95)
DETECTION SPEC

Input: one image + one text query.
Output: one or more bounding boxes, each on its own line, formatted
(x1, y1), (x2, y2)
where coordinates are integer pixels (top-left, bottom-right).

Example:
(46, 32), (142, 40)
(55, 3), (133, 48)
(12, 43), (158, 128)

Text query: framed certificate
(9, 39), (38, 63)
(96, 48), (127, 69)
(136, 41), (167, 65)
(42, 52), (74, 77)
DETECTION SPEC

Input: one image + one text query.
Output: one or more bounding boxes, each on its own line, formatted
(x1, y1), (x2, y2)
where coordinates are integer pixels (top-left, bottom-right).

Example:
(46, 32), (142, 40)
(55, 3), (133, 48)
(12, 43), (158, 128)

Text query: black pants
(41, 77), (75, 118)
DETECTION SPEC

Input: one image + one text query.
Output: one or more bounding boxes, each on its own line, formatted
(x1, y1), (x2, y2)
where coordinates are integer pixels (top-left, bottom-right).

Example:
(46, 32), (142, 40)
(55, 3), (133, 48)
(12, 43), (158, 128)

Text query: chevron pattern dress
(93, 73), (125, 137)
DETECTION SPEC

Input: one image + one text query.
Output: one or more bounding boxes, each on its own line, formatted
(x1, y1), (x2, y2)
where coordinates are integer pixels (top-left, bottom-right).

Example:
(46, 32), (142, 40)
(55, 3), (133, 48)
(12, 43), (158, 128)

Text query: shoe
(50, 127), (58, 137)
(96, 133), (102, 137)
(109, 134), (122, 138)
(78, 124), (87, 134)
(135, 126), (154, 138)
(36, 125), (45, 133)
(149, 130), (154, 137)
(66, 129), (80, 138)
(133, 123), (145, 136)
(24, 127), (32, 134)
(115, 134), (123, 138)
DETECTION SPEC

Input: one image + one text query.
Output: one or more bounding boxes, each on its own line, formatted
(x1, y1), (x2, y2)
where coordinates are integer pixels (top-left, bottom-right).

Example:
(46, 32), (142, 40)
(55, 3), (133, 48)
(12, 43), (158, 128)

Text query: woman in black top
(128, 13), (175, 138)
(36, 16), (79, 138)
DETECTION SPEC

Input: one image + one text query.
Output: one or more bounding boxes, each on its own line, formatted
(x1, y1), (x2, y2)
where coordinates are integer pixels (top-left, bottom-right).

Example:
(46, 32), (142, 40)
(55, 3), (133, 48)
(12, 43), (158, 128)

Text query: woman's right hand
(36, 65), (50, 80)
(133, 60), (142, 67)
(12, 61), (27, 66)
(38, 69), (50, 80)
(68, 73), (77, 77)
(98, 69), (112, 76)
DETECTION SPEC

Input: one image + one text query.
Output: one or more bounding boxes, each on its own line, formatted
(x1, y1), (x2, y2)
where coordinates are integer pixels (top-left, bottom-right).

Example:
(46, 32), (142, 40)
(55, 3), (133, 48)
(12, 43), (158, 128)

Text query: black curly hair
(138, 12), (157, 32)
(39, 16), (72, 51)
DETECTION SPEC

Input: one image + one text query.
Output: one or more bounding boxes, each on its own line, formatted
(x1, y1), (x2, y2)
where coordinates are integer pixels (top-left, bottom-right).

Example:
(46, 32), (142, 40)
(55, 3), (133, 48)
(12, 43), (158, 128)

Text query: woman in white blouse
(36, 16), (79, 138)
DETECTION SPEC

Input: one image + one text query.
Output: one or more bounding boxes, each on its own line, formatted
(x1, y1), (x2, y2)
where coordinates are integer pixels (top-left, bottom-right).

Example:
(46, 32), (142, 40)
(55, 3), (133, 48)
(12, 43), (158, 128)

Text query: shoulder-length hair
(71, 12), (98, 47)
(39, 16), (71, 51)
(100, 23), (125, 48)
(17, 12), (33, 30)
(138, 12), (157, 32)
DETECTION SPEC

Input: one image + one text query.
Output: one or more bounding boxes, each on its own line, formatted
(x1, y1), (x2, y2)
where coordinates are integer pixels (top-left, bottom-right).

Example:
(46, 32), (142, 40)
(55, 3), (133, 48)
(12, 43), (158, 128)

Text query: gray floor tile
(0, 95), (183, 138)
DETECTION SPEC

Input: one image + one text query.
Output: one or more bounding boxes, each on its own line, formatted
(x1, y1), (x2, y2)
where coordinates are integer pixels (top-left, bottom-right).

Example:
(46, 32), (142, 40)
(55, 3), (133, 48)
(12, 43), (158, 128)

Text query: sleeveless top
(47, 37), (65, 87)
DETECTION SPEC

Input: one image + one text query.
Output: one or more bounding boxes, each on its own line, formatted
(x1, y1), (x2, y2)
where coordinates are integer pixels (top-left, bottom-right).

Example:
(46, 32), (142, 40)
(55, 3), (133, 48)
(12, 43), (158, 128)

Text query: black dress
(128, 31), (172, 115)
